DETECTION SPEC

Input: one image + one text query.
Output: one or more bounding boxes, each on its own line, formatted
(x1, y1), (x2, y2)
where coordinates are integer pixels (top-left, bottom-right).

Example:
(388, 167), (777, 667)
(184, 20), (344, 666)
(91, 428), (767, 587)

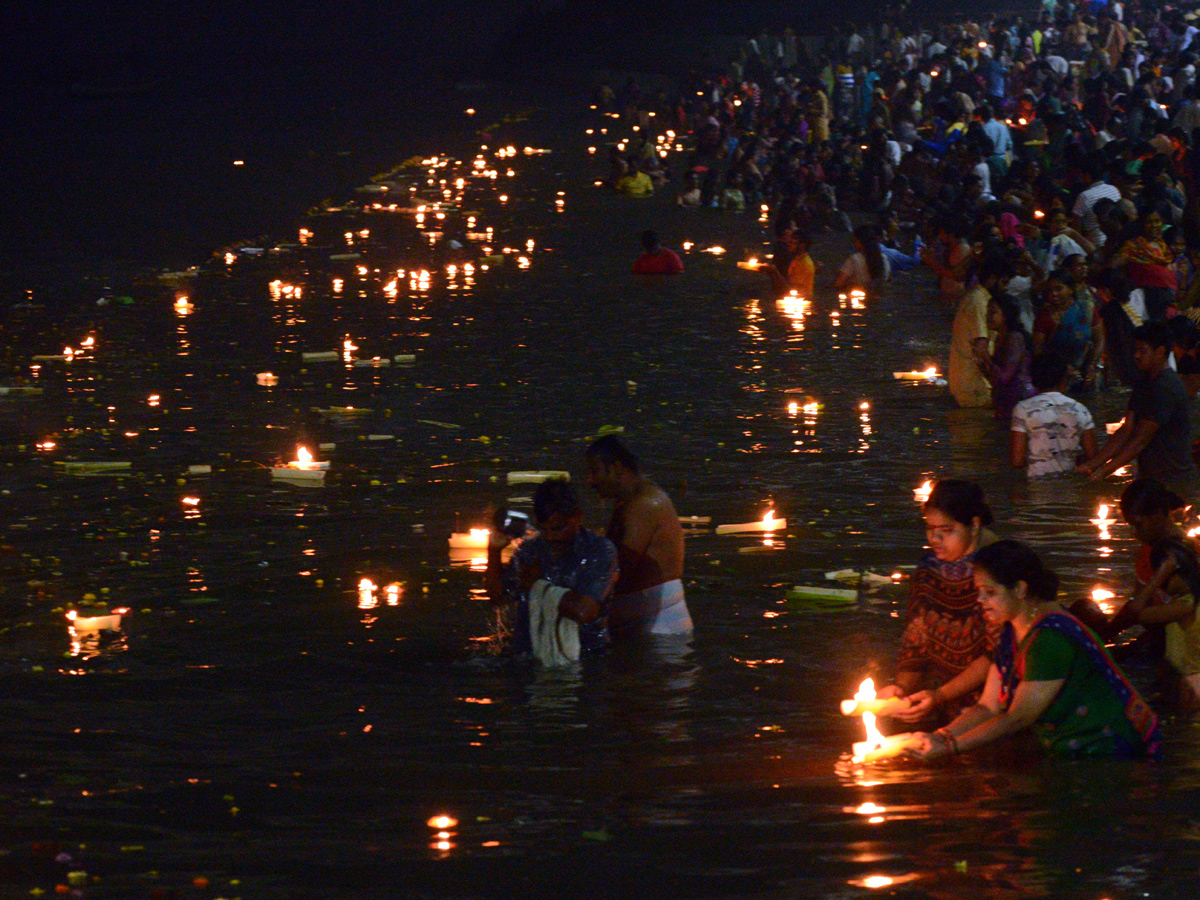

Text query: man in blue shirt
(979, 103), (1013, 178)
(485, 478), (617, 654)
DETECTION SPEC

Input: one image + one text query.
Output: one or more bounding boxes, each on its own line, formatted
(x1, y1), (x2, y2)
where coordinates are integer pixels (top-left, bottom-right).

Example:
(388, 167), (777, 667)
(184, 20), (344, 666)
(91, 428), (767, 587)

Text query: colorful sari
(995, 612), (1161, 758)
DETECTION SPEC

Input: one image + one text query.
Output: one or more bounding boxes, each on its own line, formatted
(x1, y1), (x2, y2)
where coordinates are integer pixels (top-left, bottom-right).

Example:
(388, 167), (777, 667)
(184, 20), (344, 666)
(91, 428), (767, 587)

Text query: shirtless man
(585, 436), (693, 637)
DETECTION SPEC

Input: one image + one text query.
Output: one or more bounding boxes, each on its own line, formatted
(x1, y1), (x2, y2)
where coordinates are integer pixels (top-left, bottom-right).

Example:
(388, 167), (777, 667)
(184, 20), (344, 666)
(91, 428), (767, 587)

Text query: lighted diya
(271, 447), (329, 484)
(913, 480), (934, 503)
(448, 528), (491, 550)
(716, 509), (787, 535)
(66, 608), (124, 634)
(893, 366), (940, 381)
(736, 257), (763, 270)
(852, 713), (922, 763)
(839, 677), (914, 717)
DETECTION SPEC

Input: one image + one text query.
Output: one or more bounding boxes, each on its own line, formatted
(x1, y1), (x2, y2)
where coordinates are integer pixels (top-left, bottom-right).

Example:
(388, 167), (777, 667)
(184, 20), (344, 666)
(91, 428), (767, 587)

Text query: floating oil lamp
(36, 441), (55, 451)
(67, 608), (123, 634)
(852, 710), (922, 764)
(703, 245), (726, 255)
(427, 814), (458, 856)
(840, 677), (913, 718)
(893, 366), (940, 381)
(716, 510), (786, 535)
(448, 528), (491, 550)
(272, 447), (329, 485)
(787, 401), (799, 416)
(256, 372), (278, 387)
(737, 257), (762, 270)
(174, 296), (193, 315)
(913, 480), (933, 503)
(148, 394), (161, 407)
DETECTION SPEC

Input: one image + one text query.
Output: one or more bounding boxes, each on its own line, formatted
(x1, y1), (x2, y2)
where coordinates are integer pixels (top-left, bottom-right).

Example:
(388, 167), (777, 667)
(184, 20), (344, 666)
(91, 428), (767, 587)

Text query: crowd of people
(602, 0), (1200, 489)
(493, 0), (1200, 763)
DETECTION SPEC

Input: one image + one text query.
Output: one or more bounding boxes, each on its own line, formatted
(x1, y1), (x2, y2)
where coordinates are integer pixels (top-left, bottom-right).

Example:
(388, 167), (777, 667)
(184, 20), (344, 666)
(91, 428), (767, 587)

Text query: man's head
(641, 230), (661, 252)
(1131, 321), (1173, 375)
(586, 435), (639, 498)
(1030, 351), (1070, 393)
(533, 478), (583, 545)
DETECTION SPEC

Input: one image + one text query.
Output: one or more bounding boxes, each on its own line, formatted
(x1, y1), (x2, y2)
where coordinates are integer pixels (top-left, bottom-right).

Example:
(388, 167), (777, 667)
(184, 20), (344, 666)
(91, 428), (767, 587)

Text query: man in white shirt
(1011, 354), (1099, 477)
(1071, 159), (1121, 246)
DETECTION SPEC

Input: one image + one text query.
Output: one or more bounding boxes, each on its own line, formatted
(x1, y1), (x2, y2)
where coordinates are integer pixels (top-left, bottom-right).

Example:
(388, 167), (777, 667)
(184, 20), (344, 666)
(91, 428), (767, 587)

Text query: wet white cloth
(609, 579), (694, 637)
(528, 580), (579, 666)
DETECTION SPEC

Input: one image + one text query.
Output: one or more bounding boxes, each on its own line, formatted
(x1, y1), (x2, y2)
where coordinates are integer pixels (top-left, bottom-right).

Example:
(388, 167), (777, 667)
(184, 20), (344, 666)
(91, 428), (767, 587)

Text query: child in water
(1108, 478), (1200, 712)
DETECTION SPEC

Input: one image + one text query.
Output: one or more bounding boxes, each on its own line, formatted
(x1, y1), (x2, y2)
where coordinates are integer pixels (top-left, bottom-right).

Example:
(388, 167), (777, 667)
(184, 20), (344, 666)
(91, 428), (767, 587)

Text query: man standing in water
(1079, 321), (1196, 496)
(585, 436), (693, 638)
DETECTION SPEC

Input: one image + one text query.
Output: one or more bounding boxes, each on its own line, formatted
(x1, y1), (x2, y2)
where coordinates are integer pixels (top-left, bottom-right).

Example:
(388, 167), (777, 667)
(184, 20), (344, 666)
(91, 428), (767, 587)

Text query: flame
(427, 815), (458, 830)
(854, 678), (876, 703)
(861, 712), (885, 752)
(1097, 504), (1111, 522)
(787, 401), (799, 415)
(469, 528), (490, 540)
(762, 511), (776, 528)
(914, 480), (933, 503)
(297, 447), (313, 465)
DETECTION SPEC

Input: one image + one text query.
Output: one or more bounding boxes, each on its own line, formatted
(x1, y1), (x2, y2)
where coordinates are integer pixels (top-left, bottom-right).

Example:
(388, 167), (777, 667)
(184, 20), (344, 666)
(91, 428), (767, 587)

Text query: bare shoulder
(631, 480), (678, 518)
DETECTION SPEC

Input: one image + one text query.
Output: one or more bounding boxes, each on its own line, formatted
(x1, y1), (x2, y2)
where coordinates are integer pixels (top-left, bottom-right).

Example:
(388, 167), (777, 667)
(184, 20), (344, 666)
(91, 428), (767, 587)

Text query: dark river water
(3, 85), (1200, 900)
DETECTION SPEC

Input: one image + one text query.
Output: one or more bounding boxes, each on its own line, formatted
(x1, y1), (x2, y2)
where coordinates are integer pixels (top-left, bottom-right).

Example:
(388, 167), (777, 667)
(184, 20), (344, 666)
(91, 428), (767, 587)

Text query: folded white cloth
(528, 580), (580, 666)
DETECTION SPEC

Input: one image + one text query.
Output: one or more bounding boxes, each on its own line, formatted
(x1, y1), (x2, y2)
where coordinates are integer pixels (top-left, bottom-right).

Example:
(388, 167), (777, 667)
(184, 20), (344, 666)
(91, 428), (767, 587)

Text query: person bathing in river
(1076, 479), (1200, 712)
(906, 540), (1161, 761)
(485, 478), (618, 657)
(834, 224), (888, 293)
(1077, 321), (1197, 495)
(765, 229), (816, 299)
(632, 230), (684, 276)
(585, 436), (692, 638)
(878, 480), (999, 727)
(1010, 352), (1099, 478)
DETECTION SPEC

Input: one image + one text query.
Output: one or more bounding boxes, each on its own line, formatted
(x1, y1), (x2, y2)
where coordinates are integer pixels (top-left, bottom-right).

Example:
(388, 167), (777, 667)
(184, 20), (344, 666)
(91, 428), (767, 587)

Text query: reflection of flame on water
(1092, 587), (1116, 616)
(777, 291), (809, 329)
(1092, 503), (1116, 540)
(358, 578), (378, 610)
